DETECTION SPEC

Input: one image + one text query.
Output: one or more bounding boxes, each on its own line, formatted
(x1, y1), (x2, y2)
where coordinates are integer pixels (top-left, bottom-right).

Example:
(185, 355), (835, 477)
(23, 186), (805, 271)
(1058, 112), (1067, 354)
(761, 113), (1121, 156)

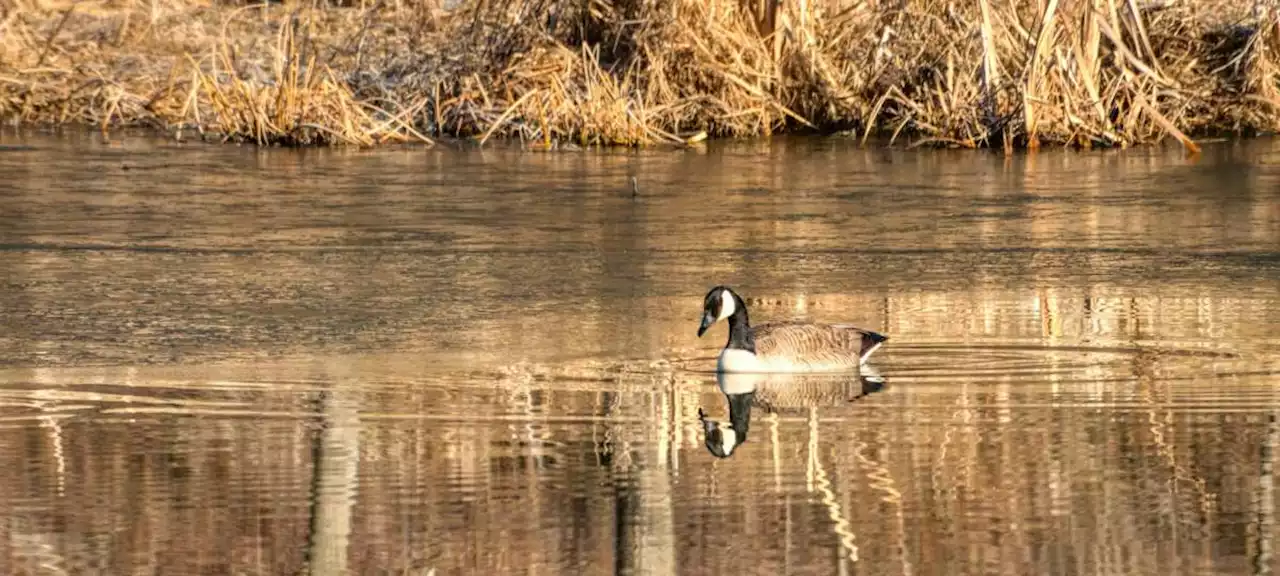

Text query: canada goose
(698, 369), (887, 458)
(696, 285), (888, 374)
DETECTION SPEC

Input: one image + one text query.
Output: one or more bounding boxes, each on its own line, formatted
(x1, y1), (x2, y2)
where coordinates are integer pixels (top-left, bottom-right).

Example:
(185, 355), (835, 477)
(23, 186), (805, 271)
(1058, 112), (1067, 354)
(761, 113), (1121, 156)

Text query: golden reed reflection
(0, 135), (1278, 574)
(0, 276), (1276, 575)
(1, 242), (1278, 575)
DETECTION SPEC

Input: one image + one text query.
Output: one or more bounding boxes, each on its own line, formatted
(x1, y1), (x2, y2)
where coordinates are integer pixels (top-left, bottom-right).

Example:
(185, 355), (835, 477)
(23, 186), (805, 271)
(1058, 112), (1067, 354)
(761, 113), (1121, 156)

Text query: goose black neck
(724, 293), (754, 352)
(726, 392), (754, 442)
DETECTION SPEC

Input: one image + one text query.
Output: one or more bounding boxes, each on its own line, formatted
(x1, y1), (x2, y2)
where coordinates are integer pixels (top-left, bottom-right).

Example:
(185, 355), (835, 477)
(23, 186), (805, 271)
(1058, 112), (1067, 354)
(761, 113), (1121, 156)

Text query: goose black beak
(697, 311), (715, 337)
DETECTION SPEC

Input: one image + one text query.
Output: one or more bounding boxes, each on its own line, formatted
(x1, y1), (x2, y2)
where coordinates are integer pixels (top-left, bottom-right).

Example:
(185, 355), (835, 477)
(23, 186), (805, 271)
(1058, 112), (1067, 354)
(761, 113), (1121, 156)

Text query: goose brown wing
(753, 322), (888, 363)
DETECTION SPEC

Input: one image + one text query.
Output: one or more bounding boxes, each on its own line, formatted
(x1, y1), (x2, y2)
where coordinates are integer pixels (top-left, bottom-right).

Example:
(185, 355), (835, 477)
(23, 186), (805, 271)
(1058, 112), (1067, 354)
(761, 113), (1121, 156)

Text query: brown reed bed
(1, 0), (1278, 151)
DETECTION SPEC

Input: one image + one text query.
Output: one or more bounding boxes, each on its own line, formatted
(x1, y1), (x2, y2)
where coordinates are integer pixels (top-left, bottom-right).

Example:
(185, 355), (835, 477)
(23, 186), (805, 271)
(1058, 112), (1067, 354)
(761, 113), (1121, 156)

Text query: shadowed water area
(1, 130), (1279, 576)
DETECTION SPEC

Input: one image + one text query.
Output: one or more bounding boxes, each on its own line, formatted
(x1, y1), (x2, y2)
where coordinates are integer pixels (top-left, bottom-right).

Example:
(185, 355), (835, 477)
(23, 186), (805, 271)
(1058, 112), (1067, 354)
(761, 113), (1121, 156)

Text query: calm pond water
(0, 129), (1278, 576)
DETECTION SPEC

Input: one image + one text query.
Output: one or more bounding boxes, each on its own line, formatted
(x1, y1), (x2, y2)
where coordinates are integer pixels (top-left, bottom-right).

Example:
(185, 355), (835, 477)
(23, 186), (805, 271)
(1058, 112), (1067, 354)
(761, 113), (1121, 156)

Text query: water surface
(0, 130), (1278, 575)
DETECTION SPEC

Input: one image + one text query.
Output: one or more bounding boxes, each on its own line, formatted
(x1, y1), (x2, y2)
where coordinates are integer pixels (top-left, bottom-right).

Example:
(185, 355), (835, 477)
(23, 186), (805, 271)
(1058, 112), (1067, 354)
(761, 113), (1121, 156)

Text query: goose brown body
(750, 321), (886, 372)
(697, 286), (888, 374)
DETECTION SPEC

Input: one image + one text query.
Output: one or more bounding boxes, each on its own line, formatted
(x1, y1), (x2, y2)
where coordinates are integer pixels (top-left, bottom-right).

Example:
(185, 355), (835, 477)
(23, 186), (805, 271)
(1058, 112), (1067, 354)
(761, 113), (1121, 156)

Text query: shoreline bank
(3, 0), (1278, 153)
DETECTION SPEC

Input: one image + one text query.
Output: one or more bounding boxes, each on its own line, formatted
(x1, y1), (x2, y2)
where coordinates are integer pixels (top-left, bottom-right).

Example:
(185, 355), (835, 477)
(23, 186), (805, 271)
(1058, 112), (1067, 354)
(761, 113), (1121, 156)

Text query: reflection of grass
(0, 327), (1275, 575)
(2, 0), (1279, 148)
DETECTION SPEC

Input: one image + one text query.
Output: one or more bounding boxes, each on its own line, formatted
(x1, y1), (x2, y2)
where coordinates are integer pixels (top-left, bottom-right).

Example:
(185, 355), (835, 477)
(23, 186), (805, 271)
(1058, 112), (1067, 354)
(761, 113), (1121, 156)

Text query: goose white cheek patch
(717, 290), (736, 320)
(720, 428), (739, 454)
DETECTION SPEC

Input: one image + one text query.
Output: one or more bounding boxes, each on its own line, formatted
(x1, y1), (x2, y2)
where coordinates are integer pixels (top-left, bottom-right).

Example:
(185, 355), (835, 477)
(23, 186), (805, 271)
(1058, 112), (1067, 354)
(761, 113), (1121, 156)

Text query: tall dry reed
(1, 0), (1277, 150)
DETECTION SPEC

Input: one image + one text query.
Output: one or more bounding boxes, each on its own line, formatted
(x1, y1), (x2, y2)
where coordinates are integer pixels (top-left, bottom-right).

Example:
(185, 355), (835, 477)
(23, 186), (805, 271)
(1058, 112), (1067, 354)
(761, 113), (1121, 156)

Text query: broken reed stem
(978, 0), (1002, 134)
(1025, 0), (1061, 148)
(0, 0), (1276, 150)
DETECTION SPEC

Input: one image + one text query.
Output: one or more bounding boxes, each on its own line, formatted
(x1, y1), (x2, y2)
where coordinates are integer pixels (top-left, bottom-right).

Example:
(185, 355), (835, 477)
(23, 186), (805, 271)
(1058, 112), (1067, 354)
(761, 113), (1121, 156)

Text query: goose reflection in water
(698, 366), (886, 459)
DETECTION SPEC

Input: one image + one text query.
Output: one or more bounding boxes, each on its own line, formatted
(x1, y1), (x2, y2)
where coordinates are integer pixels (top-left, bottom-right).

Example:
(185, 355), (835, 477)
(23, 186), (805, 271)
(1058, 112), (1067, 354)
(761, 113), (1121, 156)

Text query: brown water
(0, 129), (1278, 576)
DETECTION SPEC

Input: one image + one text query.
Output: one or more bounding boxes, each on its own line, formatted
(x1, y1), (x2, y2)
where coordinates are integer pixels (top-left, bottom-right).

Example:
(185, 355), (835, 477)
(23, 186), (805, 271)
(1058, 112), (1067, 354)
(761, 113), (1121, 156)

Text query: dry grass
(1, 0), (1278, 150)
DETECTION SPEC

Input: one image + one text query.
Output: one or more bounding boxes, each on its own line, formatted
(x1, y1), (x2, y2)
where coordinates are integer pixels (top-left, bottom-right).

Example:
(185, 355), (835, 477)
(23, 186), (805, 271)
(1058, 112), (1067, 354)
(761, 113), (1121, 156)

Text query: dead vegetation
(1, 0), (1278, 150)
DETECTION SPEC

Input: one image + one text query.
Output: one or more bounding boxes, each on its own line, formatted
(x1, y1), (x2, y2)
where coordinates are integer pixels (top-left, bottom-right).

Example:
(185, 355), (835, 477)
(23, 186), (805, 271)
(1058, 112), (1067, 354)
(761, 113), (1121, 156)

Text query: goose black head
(698, 285), (746, 337)
(698, 392), (754, 459)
